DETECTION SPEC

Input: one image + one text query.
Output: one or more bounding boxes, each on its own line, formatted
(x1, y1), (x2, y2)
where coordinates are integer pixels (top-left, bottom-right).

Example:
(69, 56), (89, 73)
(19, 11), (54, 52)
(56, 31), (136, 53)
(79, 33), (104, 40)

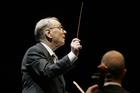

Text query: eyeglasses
(44, 25), (66, 33)
(48, 25), (64, 30)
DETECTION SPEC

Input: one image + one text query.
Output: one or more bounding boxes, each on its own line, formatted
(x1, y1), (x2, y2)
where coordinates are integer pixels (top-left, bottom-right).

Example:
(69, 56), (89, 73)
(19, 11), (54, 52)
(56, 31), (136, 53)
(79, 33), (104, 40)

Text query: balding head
(101, 50), (126, 80)
(101, 50), (125, 68)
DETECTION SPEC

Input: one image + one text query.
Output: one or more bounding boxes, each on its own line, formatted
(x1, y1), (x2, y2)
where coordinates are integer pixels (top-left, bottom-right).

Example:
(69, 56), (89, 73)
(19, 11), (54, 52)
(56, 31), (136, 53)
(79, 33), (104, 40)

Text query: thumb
(86, 84), (98, 93)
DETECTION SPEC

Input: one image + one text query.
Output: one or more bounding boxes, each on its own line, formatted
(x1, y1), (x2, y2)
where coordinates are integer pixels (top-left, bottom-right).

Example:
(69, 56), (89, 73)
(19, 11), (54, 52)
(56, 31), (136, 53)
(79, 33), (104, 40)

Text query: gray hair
(34, 17), (59, 42)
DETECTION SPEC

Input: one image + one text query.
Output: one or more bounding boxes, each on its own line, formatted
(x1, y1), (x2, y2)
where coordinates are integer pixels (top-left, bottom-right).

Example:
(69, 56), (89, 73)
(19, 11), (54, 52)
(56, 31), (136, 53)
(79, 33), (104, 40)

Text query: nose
(63, 30), (67, 34)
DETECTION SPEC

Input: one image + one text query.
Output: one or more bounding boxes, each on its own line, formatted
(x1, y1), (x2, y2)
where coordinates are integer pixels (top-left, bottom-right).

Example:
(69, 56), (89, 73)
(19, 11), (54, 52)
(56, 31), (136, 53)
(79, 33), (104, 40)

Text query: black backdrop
(0, 0), (139, 93)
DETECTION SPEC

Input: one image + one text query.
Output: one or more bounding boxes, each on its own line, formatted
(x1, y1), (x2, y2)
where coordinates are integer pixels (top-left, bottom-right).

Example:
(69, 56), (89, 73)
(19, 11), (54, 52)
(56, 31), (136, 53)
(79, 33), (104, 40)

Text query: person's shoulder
(102, 85), (130, 93)
(26, 43), (41, 52)
(120, 87), (130, 93)
(123, 90), (130, 93)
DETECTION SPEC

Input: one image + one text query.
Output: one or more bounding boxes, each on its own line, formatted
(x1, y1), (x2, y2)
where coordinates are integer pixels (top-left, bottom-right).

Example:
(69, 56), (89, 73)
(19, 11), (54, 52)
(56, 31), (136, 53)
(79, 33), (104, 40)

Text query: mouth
(62, 35), (65, 39)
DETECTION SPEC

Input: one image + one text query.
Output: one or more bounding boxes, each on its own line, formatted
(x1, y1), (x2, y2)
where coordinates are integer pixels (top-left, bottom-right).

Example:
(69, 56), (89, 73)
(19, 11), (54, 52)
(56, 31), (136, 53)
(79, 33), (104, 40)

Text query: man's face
(48, 20), (67, 48)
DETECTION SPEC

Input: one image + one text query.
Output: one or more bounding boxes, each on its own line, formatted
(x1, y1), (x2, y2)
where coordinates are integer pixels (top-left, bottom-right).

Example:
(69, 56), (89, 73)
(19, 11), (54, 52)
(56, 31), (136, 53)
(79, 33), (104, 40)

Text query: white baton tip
(73, 81), (85, 93)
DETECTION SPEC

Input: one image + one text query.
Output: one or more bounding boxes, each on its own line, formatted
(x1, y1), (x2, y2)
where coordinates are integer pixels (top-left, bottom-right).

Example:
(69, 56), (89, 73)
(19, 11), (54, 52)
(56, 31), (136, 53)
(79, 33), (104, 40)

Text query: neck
(41, 40), (57, 51)
(105, 78), (122, 85)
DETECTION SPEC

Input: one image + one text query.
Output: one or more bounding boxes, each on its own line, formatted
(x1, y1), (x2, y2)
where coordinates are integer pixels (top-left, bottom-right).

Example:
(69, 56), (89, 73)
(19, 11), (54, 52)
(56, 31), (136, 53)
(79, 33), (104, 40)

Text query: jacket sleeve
(25, 46), (73, 79)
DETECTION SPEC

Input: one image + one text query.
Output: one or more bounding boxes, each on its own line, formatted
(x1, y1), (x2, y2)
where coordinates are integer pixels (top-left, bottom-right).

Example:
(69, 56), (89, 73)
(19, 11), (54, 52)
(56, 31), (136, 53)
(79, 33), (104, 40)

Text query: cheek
(50, 30), (64, 41)
(50, 31), (58, 37)
(53, 33), (60, 39)
(53, 30), (62, 37)
(51, 32), (61, 41)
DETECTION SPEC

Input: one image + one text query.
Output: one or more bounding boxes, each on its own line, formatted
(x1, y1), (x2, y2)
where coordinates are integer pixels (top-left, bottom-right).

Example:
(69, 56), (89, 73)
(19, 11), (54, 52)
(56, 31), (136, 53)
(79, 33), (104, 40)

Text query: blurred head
(100, 50), (127, 81)
(34, 17), (67, 49)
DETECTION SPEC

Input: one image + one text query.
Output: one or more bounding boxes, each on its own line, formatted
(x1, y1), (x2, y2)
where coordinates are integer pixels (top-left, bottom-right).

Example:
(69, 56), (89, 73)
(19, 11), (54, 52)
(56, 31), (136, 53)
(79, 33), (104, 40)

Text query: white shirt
(41, 42), (78, 63)
(104, 82), (122, 87)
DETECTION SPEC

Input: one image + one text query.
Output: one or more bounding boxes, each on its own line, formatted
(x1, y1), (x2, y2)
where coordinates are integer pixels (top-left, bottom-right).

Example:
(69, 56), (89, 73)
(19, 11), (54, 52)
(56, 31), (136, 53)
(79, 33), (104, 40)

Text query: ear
(44, 30), (52, 38)
(122, 68), (127, 78)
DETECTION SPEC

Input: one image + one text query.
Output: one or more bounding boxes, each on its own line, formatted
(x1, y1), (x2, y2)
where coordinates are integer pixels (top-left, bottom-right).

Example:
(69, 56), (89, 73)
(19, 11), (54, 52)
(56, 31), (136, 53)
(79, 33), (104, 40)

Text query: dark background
(1, 0), (139, 93)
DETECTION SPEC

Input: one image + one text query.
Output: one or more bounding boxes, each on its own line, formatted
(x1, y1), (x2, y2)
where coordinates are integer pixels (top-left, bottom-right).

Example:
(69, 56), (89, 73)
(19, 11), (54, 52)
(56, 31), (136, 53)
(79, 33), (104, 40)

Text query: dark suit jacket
(21, 43), (74, 93)
(94, 85), (130, 93)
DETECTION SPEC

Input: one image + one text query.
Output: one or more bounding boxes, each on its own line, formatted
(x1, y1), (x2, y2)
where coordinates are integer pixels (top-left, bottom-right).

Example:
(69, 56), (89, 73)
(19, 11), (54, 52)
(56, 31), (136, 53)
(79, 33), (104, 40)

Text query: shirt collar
(40, 42), (55, 56)
(104, 82), (122, 87)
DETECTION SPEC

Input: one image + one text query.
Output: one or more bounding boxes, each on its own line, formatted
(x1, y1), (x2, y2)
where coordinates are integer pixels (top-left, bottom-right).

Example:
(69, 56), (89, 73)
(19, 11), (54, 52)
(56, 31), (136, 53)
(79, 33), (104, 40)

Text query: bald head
(101, 50), (125, 68)
(101, 50), (126, 80)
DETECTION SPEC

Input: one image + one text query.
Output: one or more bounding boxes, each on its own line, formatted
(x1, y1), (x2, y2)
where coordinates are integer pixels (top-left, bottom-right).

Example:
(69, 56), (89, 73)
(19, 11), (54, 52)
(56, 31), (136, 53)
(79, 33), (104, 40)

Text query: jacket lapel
(36, 43), (54, 63)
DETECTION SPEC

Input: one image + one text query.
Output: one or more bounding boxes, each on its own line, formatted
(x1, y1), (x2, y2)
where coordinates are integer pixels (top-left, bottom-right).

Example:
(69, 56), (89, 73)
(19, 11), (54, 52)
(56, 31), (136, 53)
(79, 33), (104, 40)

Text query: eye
(58, 26), (64, 30)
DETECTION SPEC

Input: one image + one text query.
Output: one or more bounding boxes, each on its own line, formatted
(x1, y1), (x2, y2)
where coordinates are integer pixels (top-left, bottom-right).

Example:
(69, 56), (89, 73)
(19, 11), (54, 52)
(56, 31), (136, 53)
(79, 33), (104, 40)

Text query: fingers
(71, 38), (82, 56)
(86, 84), (98, 93)
(71, 38), (82, 49)
(72, 38), (80, 42)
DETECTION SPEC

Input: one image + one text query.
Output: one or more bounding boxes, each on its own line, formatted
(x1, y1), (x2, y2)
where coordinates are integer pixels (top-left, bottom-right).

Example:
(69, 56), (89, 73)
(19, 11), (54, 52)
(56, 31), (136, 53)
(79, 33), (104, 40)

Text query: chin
(61, 39), (65, 45)
(57, 42), (65, 48)
(61, 42), (65, 46)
